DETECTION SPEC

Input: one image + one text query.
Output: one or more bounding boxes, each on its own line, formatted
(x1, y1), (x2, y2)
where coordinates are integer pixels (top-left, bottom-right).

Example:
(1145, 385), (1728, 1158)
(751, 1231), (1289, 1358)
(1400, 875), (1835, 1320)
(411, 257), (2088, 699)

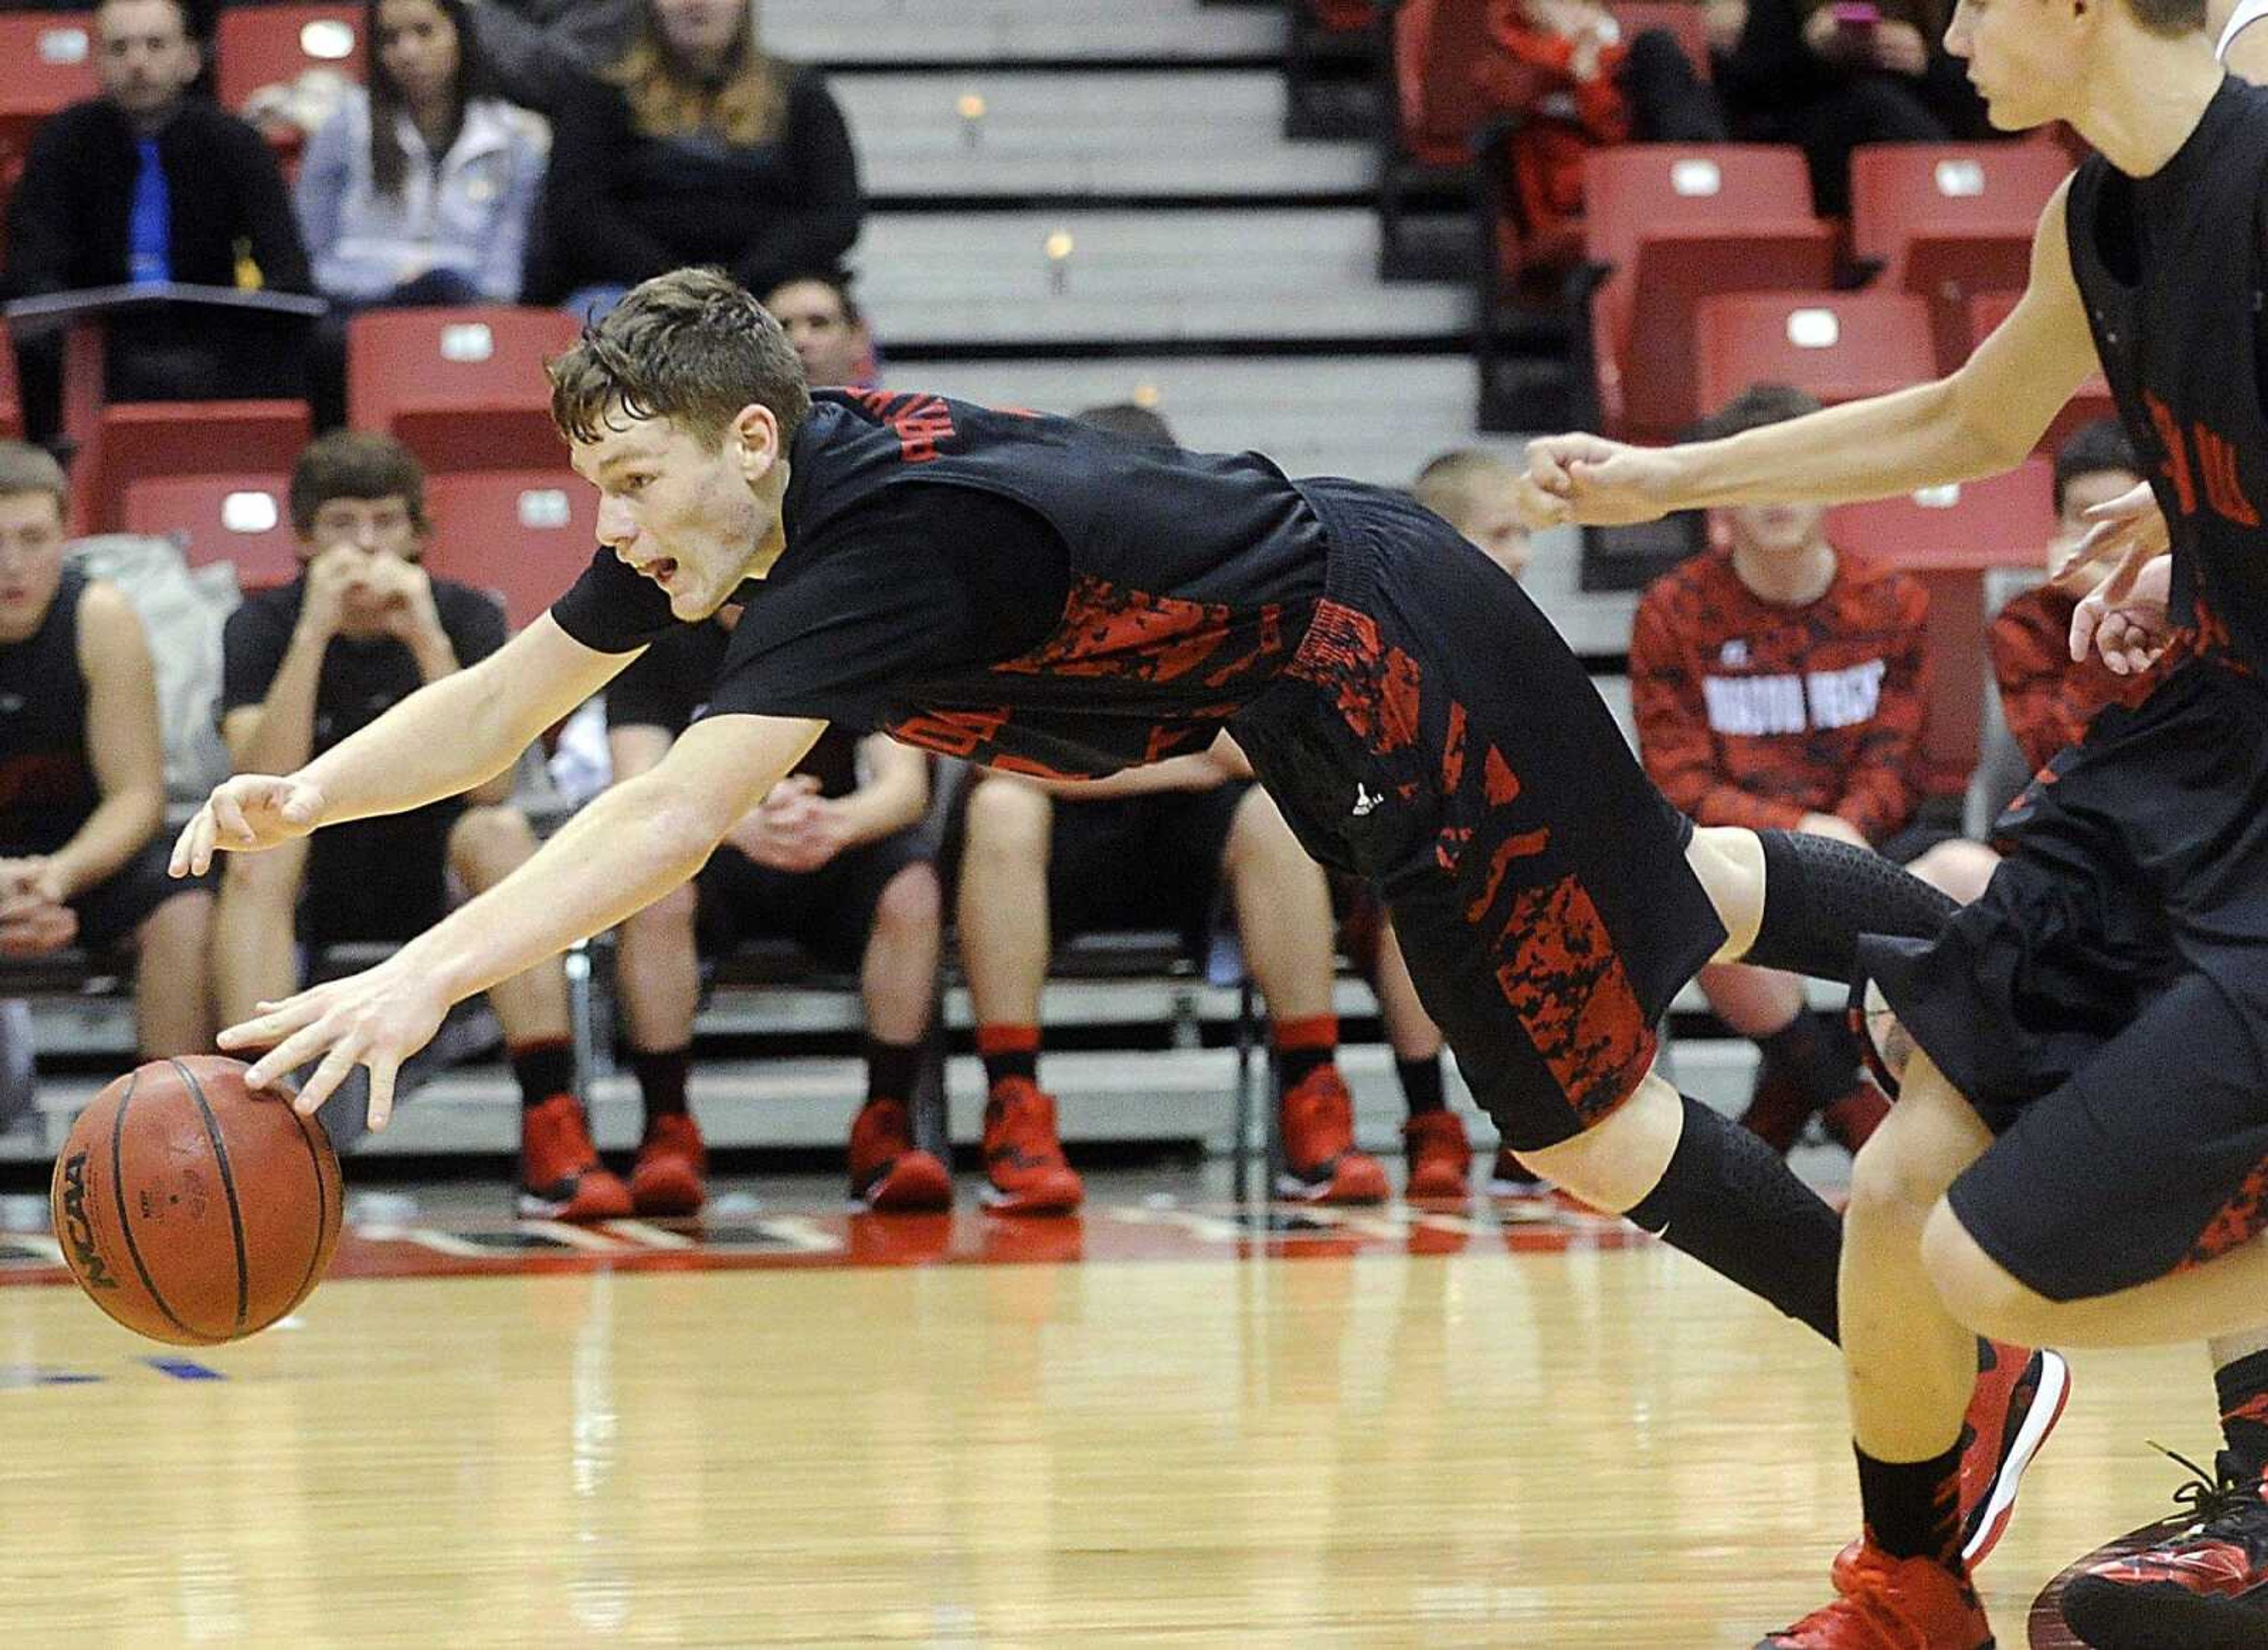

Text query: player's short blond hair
(0, 441), (67, 519)
(1412, 448), (1518, 529)
(550, 266), (813, 451)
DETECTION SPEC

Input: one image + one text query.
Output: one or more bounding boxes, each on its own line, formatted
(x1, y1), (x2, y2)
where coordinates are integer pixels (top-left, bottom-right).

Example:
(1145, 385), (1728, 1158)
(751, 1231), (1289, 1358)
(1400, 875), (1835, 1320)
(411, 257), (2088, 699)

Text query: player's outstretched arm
(171, 614), (636, 875)
(221, 710), (827, 1129)
(1521, 179), (2098, 529)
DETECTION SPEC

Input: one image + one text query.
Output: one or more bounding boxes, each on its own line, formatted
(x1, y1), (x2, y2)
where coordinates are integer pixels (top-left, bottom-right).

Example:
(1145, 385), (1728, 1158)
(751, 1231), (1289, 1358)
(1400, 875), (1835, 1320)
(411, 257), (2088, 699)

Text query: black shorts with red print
(1862, 656), (2268, 1301)
(1232, 480), (1726, 1152)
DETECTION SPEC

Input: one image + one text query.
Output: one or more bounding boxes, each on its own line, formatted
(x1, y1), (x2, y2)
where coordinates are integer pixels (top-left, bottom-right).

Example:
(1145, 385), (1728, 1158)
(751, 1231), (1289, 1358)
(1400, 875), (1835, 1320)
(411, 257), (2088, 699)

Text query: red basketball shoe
(1957, 1341), (2072, 1566)
(1821, 1081), (1891, 1154)
(848, 1097), (953, 1212)
(519, 1094), (633, 1222)
(1402, 1109), (1472, 1201)
(980, 1078), (1083, 1214)
(629, 1112), (708, 1217)
(1740, 1063), (1817, 1156)
(1758, 1542), (1992, 1649)
(1276, 1066), (1389, 1204)
(2062, 1448), (2268, 1649)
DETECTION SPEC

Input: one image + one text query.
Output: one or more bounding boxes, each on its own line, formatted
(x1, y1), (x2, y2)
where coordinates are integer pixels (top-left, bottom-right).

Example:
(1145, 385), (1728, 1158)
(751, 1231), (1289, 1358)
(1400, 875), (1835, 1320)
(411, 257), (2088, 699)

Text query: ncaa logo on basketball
(57, 1151), (118, 1291)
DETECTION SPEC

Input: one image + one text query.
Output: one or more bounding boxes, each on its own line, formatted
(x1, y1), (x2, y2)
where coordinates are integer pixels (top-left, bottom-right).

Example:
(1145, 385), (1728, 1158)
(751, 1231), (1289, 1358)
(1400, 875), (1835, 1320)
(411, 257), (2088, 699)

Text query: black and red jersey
(0, 568), (99, 855)
(552, 388), (1331, 779)
(1630, 549), (1930, 843)
(1988, 583), (2176, 774)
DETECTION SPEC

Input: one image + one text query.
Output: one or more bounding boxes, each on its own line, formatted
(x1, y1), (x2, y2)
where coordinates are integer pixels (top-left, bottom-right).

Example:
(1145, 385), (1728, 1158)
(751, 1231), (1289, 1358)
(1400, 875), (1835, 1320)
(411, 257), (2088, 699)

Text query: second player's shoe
(629, 1112), (708, 1217)
(519, 1094), (634, 1222)
(980, 1078), (1084, 1214)
(848, 1097), (953, 1211)
(1402, 1109), (1472, 1201)
(2061, 1448), (2268, 1649)
(1957, 1341), (2073, 1566)
(1276, 1067), (1389, 1204)
(1758, 1543), (1992, 1649)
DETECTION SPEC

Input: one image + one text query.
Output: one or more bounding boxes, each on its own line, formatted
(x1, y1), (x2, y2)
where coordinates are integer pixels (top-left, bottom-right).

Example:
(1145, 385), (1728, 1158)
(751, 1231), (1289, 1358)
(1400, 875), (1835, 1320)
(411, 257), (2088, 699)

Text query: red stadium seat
(0, 14), (99, 116)
(1827, 458), (2059, 794)
(1693, 290), (1935, 415)
(214, 4), (366, 117)
(1849, 142), (2071, 373)
(1966, 290), (2117, 455)
(1379, 0), (1500, 276)
(348, 308), (592, 628)
(1578, 145), (1836, 440)
(78, 401), (312, 588)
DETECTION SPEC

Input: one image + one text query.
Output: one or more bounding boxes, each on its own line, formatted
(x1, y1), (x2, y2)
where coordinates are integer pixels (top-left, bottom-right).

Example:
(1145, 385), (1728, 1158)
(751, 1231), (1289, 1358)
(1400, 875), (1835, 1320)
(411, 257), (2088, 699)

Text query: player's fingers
(168, 808), (207, 878)
(366, 1052), (400, 1133)
(279, 785), (320, 827)
(2069, 594), (2104, 664)
(296, 1031), (368, 1117)
(224, 994), (327, 1068)
(213, 784), (259, 847)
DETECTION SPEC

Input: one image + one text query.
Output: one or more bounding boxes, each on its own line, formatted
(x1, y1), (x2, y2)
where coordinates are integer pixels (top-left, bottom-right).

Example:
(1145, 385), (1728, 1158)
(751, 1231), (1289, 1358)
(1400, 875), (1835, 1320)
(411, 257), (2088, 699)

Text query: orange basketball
(50, 1056), (343, 1345)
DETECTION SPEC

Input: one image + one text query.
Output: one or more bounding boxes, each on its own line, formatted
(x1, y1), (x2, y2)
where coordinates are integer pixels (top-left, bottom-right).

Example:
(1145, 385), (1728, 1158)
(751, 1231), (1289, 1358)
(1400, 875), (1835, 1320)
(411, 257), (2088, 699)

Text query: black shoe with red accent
(2062, 1448), (2268, 1649)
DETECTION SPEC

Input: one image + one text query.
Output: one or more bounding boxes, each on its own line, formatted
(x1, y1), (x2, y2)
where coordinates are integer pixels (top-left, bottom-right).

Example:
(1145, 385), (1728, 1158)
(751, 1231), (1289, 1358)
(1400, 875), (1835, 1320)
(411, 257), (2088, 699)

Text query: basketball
(49, 1056), (343, 1346)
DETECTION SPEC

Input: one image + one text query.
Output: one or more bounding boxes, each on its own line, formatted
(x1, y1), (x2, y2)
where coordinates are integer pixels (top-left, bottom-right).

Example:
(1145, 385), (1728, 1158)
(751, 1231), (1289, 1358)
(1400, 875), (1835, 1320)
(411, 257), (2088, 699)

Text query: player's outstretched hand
(170, 774), (327, 878)
(1518, 433), (1683, 529)
(220, 955), (450, 1131)
(2069, 547), (2174, 676)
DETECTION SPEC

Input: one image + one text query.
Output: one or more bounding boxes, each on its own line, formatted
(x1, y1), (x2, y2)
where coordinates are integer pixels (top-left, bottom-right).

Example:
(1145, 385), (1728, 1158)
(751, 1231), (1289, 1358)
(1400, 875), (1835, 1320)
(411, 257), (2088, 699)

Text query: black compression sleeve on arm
(1741, 828), (1959, 984)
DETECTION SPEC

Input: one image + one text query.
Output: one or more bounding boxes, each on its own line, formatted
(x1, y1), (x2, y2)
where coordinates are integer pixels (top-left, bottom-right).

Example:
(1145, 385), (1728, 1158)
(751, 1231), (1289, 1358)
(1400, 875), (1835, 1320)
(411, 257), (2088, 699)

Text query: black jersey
(2067, 76), (2268, 674)
(604, 618), (862, 797)
(551, 389), (1331, 778)
(0, 568), (99, 855)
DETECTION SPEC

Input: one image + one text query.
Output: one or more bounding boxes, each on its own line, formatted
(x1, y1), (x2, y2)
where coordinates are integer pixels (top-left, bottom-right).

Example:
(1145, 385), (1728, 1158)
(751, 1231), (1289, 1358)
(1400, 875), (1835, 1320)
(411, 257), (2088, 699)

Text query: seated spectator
(606, 615), (944, 1214)
(762, 269), (878, 391)
(0, 442), (213, 1056)
(1713, 0), (1996, 215)
(1989, 419), (2168, 776)
(529, 0), (862, 321)
(1412, 448), (1532, 580)
(1478, 0), (1725, 283)
(211, 432), (623, 1215)
(2, 0), (314, 442)
(949, 405), (1391, 1212)
(1631, 383), (1997, 1156)
(469, 0), (636, 116)
(295, 0), (549, 425)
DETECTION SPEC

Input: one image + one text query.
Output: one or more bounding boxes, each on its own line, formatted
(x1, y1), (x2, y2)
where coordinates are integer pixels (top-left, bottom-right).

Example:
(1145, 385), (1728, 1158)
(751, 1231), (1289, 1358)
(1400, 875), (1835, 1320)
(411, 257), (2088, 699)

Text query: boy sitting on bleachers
(0, 440), (214, 1056)
(211, 431), (622, 1216)
(1630, 383), (1996, 1156)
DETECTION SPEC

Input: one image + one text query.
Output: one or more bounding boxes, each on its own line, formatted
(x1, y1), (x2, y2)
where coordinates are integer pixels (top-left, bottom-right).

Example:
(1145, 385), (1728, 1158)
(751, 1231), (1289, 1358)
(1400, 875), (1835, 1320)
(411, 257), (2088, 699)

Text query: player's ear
(732, 403), (783, 480)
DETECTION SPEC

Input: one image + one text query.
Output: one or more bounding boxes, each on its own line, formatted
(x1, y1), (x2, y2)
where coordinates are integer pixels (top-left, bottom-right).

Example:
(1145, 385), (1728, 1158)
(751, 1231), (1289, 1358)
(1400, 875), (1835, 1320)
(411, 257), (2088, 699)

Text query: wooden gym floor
(0, 1178), (2210, 1647)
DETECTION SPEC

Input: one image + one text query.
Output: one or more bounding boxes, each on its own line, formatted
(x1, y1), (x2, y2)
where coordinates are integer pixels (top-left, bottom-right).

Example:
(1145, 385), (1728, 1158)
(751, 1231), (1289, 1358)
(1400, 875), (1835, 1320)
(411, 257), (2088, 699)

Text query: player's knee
(624, 878), (699, 938)
(449, 803), (537, 874)
(1920, 1199), (2055, 1342)
(874, 862), (941, 937)
(219, 843), (304, 906)
(1910, 840), (1999, 906)
(1845, 1126), (1948, 1235)
(138, 887), (212, 952)
(963, 775), (1051, 860)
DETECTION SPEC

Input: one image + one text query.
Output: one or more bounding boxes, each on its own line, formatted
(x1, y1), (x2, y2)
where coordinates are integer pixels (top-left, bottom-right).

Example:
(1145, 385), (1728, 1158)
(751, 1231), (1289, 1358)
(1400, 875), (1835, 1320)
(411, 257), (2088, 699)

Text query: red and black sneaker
(848, 1097), (953, 1212)
(519, 1094), (633, 1222)
(1276, 1066), (1389, 1205)
(980, 1078), (1084, 1214)
(1957, 1339), (2073, 1567)
(1758, 1541), (1992, 1649)
(1820, 1081), (1891, 1154)
(2062, 1448), (2268, 1649)
(630, 1111), (708, 1217)
(1402, 1109), (1472, 1201)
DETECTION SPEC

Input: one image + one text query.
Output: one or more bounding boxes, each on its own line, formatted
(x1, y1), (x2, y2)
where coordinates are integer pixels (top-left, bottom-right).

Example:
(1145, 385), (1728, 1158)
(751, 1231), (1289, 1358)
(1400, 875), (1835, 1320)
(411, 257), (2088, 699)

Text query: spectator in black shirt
(2, 0), (314, 441)
(527, 0), (862, 320)
(212, 432), (628, 1217)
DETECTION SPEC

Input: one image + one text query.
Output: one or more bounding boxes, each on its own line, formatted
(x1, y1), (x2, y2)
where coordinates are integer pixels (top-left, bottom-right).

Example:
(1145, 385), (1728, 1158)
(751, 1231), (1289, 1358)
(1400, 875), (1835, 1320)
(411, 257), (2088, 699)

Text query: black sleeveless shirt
(0, 568), (100, 855)
(2066, 76), (2268, 673)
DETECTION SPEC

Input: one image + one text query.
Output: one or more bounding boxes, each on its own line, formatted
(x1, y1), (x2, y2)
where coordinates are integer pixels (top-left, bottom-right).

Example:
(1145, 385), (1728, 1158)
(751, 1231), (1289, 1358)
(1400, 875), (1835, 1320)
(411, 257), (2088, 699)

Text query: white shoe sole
(1963, 1348), (2073, 1566)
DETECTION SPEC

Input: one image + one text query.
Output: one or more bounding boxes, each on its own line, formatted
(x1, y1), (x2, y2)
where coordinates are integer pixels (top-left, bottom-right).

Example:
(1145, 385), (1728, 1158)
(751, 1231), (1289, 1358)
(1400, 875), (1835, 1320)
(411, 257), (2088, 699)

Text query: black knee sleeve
(1742, 829), (1957, 984)
(1624, 1094), (1843, 1344)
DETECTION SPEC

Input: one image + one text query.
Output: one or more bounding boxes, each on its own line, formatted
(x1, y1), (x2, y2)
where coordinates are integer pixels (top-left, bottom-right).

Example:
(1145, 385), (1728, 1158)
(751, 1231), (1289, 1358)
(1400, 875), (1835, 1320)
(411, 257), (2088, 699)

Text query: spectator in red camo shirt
(1989, 419), (2169, 777)
(1630, 383), (1998, 1157)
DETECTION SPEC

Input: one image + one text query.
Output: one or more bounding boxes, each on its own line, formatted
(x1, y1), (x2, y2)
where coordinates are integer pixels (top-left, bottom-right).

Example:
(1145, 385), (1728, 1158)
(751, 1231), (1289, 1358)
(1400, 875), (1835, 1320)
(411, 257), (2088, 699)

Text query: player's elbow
(1943, 370), (2048, 477)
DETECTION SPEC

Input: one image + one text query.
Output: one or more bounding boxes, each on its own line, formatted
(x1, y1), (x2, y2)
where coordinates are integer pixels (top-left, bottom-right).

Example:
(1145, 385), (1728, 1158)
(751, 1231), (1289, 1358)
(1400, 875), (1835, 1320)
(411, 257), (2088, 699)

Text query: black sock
(631, 1047), (689, 1127)
(1623, 1093), (1842, 1343)
(866, 1037), (924, 1104)
(2217, 1350), (2268, 1479)
(1758, 1009), (1863, 1111)
(510, 1039), (577, 1110)
(1856, 1440), (1964, 1565)
(1397, 1055), (1446, 1114)
(1745, 829), (1957, 983)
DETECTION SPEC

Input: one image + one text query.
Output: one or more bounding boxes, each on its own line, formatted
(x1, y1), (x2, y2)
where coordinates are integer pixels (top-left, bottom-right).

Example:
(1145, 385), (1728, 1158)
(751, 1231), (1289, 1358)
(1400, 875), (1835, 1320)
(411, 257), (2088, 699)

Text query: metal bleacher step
(858, 208), (1466, 348)
(765, 0), (1286, 67)
(836, 70), (1372, 202)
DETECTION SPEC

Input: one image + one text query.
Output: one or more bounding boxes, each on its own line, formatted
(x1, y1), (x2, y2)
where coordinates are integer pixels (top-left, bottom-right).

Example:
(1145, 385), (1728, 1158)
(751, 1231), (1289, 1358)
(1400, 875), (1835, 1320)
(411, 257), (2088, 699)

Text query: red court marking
(2028, 1515), (2189, 1648)
(0, 1192), (1647, 1287)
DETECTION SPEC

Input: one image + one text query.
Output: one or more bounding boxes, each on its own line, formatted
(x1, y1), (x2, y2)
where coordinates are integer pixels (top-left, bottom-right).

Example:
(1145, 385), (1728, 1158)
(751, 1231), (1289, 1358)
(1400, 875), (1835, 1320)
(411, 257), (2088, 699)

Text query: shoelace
(2149, 1442), (2265, 1531)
